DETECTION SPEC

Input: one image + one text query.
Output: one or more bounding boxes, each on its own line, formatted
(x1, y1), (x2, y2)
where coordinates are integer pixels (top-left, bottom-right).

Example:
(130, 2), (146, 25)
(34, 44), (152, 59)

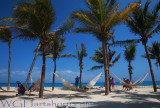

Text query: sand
(0, 86), (160, 108)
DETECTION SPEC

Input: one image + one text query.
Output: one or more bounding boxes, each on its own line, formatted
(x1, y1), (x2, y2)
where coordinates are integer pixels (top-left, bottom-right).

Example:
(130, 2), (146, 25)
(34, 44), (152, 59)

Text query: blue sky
(0, 0), (160, 84)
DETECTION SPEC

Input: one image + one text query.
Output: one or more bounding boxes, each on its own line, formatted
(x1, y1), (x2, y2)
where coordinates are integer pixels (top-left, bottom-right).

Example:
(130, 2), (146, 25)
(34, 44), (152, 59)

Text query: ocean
(0, 81), (160, 87)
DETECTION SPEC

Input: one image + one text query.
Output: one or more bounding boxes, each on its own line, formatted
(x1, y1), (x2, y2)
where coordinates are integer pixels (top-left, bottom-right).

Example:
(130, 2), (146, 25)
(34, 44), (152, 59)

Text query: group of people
(123, 78), (132, 90)
(16, 81), (36, 96)
(74, 76), (133, 91)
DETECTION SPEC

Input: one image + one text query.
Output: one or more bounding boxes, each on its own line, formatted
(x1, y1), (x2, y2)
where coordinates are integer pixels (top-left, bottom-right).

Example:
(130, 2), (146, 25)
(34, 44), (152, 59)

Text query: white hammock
(30, 75), (34, 84)
(46, 66), (102, 92)
(110, 71), (149, 86)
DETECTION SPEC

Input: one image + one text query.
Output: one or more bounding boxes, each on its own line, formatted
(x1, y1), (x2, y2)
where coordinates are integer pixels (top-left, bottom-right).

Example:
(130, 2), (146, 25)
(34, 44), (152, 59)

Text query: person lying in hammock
(123, 78), (132, 90)
(29, 82), (35, 96)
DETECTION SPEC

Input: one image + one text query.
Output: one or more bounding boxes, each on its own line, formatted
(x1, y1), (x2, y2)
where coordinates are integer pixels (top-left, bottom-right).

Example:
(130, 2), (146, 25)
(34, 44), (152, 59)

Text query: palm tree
(142, 41), (160, 69)
(126, 0), (160, 92)
(71, 0), (138, 95)
(0, 27), (12, 90)
(46, 35), (75, 91)
(76, 43), (87, 88)
(124, 42), (136, 82)
(13, 0), (56, 98)
(89, 47), (120, 71)
(25, 18), (74, 89)
(0, 17), (40, 89)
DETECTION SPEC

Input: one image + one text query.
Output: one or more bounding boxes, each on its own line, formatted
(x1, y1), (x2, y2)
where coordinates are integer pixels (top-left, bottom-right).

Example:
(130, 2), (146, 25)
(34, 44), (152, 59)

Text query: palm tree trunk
(144, 44), (157, 92)
(25, 43), (41, 88)
(107, 47), (111, 92)
(102, 38), (109, 95)
(79, 63), (83, 88)
(7, 41), (11, 90)
(39, 45), (46, 98)
(129, 61), (132, 82)
(52, 59), (56, 91)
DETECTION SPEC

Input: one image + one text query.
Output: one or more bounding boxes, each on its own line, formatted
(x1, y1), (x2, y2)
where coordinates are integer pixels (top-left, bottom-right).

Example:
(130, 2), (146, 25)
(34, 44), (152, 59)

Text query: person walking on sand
(75, 76), (80, 87)
(111, 77), (115, 89)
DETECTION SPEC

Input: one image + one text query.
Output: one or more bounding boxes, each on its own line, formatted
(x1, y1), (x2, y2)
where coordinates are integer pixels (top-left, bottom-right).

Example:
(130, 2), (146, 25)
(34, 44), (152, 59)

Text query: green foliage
(71, 0), (138, 42)
(13, 0), (56, 42)
(0, 28), (12, 43)
(142, 41), (160, 67)
(89, 47), (120, 71)
(111, 39), (140, 47)
(48, 36), (66, 59)
(76, 43), (87, 63)
(149, 41), (160, 59)
(124, 42), (136, 62)
(89, 65), (103, 71)
(126, 0), (160, 44)
(45, 36), (75, 60)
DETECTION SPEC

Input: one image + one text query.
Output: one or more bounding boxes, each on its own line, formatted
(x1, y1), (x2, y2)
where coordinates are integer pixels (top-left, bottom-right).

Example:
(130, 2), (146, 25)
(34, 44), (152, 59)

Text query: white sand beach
(0, 86), (160, 108)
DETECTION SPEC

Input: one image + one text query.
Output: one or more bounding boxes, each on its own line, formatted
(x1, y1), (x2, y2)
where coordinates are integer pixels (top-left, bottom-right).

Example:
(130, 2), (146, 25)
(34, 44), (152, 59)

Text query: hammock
(30, 75), (34, 84)
(110, 71), (149, 87)
(32, 72), (41, 90)
(46, 66), (102, 92)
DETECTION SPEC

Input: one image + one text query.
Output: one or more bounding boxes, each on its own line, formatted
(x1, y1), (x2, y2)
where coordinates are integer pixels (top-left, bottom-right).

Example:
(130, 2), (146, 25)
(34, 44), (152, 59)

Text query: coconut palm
(0, 17), (42, 89)
(71, 0), (138, 94)
(142, 41), (160, 69)
(89, 47), (120, 71)
(0, 17), (40, 89)
(126, 0), (160, 92)
(0, 27), (12, 90)
(124, 42), (136, 82)
(76, 43), (87, 88)
(46, 35), (75, 91)
(13, 0), (56, 98)
(25, 19), (74, 89)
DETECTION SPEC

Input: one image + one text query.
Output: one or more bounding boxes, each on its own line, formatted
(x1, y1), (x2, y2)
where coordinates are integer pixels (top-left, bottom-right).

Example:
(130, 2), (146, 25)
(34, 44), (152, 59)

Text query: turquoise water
(0, 81), (160, 87)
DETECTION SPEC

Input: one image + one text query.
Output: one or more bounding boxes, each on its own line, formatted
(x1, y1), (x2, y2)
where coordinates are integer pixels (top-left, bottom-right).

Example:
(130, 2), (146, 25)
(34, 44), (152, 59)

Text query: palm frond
(110, 39), (140, 47)
(124, 42), (136, 61)
(76, 43), (87, 60)
(59, 54), (76, 58)
(55, 19), (74, 36)
(0, 17), (17, 24)
(0, 28), (12, 42)
(88, 65), (103, 71)
(111, 53), (121, 64)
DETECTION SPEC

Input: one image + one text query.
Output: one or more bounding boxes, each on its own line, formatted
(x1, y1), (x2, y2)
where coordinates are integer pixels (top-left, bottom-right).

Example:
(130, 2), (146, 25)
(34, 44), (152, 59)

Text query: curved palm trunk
(102, 38), (109, 95)
(25, 43), (41, 88)
(79, 62), (83, 88)
(7, 41), (11, 90)
(144, 44), (157, 92)
(52, 59), (56, 91)
(128, 61), (132, 82)
(39, 45), (46, 98)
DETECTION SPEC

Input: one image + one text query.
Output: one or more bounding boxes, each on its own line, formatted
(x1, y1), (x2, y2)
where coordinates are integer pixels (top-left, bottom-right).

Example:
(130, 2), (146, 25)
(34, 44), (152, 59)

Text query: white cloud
(33, 66), (40, 70)
(12, 70), (27, 76)
(0, 69), (7, 73)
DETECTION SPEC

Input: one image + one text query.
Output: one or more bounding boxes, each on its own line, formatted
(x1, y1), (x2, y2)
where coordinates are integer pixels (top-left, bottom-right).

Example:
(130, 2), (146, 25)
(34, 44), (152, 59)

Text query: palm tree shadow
(0, 87), (6, 91)
(0, 95), (17, 100)
(111, 90), (160, 101)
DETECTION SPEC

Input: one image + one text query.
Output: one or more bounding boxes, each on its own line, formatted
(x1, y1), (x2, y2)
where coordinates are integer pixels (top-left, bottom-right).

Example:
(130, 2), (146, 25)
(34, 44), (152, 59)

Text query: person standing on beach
(109, 76), (112, 91)
(111, 77), (115, 89)
(75, 76), (80, 87)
